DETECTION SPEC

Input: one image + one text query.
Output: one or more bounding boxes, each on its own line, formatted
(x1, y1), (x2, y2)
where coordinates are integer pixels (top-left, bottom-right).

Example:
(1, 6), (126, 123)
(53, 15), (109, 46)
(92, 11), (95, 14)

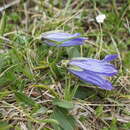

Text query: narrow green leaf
(0, 91), (10, 99)
(0, 121), (12, 130)
(15, 92), (37, 107)
(0, 12), (7, 36)
(51, 107), (76, 130)
(53, 99), (74, 109)
(37, 119), (59, 124)
(95, 105), (104, 117)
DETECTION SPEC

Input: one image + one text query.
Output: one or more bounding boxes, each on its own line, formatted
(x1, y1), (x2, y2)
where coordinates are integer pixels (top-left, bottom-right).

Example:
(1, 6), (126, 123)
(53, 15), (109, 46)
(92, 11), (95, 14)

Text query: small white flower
(96, 14), (106, 23)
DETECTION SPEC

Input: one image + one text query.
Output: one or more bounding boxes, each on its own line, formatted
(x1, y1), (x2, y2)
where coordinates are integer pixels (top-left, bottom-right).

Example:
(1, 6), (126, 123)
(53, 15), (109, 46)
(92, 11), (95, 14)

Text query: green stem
(47, 47), (61, 79)
(80, 45), (83, 57)
(64, 73), (71, 101)
(32, 84), (59, 98)
(63, 0), (72, 16)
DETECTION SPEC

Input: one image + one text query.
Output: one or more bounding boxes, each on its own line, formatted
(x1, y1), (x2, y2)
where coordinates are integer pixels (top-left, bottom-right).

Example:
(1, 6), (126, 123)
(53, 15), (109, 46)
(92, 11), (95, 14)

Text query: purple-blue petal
(58, 37), (87, 47)
(69, 69), (113, 90)
(69, 58), (117, 76)
(42, 31), (87, 47)
(102, 54), (118, 62)
(42, 32), (80, 42)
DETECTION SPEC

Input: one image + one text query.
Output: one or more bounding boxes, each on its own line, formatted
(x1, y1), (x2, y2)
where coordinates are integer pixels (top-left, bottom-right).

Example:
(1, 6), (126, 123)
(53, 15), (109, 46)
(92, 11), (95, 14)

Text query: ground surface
(0, 0), (130, 130)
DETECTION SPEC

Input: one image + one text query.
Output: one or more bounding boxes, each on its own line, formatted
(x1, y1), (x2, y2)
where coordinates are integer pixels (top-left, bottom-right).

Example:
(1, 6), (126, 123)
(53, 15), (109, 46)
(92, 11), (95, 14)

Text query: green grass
(0, 0), (130, 129)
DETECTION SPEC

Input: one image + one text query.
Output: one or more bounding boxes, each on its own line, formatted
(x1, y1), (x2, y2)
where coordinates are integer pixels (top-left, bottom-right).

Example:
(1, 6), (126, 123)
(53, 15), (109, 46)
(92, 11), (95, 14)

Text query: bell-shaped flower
(41, 31), (87, 47)
(68, 54), (118, 90)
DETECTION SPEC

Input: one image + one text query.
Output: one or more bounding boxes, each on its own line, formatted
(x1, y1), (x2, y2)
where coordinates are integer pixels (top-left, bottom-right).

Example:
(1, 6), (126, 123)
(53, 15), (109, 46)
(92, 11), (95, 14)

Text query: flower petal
(102, 54), (118, 62)
(69, 69), (113, 90)
(42, 32), (80, 42)
(69, 58), (117, 76)
(58, 37), (87, 47)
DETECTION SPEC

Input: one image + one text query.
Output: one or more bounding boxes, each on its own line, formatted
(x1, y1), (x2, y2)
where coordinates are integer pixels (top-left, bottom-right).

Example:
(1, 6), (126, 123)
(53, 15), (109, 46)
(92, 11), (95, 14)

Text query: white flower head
(96, 14), (106, 23)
